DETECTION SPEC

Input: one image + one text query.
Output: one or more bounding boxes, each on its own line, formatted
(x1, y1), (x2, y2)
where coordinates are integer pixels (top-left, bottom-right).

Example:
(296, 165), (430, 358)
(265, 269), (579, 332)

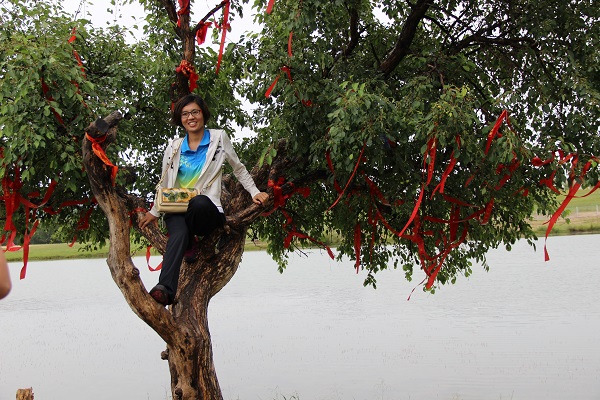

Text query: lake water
(1, 234), (599, 400)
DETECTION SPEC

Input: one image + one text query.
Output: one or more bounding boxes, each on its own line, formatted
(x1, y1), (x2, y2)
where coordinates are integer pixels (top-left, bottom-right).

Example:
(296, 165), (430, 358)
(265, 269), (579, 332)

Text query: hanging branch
(192, 0), (228, 35)
(378, 0), (432, 75)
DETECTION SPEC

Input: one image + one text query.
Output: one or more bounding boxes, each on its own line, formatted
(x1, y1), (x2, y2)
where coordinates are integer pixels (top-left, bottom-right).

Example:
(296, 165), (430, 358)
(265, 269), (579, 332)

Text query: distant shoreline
(4, 239), (269, 263)
(5, 216), (600, 263)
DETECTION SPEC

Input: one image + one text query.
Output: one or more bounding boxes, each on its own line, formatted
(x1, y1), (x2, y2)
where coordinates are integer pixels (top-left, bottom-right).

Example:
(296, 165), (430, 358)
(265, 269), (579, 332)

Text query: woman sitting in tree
(139, 94), (268, 306)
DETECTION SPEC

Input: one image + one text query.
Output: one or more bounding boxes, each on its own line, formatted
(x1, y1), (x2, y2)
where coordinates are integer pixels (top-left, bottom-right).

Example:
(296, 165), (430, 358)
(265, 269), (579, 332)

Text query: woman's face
(181, 102), (205, 136)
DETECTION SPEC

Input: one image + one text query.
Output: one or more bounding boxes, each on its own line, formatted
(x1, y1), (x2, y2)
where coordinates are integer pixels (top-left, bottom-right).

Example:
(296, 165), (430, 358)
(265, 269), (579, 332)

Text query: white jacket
(150, 129), (260, 217)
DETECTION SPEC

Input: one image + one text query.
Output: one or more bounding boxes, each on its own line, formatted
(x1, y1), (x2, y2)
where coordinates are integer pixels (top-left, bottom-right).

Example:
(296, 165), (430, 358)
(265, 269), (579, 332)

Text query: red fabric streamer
(176, 60), (199, 93)
(177, 0), (190, 27)
(264, 177), (310, 216)
(327, 143), (366, 211)
(67, 199), (98, 247)
(85, 133), (118, 185)
(68, 27), (77, 43)
(265, 75), (280, 98)
(493, 153), (520, 191)
(262, 177), (331, 258)
(196, 21), (212, 45)
(19, 215), (40, 279)
(539, 170), (560, 193)
(325, 151), (343, 194)
(480, 198), (494, 224)
(265, 66), (293, 97)
(281, 210), (334, 259)
(266, 0), (275, 14)
(146, 246), (162, 271)
(424, 137), (436, 185)
(41, 78), (65, 125)
(67, 28), (86, 77)
(1, 166), (59, 278)
(485, 110), (508, 155)
(282, 65), (292, 81)
(532, 155), (554, 166)
(270, 177), (286, 208)
(363, 175), (390, 206)
(543, 160), (592, 260)
(215, 0), (230, 75)
(431, 150), (457, 198)
(397, 184), (426, 238)
(353, 223), (361, 273)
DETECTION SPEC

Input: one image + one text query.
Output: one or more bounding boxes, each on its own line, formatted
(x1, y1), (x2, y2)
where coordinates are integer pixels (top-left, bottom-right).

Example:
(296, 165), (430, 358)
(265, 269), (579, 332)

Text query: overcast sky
(58, 0), (263, 138)
(60, 0), (259, 45)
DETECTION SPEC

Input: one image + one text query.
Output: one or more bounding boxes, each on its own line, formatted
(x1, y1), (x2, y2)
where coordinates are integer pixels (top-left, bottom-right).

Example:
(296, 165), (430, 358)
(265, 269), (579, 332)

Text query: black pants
(158, 195), (225, 300)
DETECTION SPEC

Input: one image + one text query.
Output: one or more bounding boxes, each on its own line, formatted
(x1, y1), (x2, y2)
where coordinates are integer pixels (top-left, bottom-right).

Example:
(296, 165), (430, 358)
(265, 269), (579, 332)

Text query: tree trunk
(82, 113), (287, 399)
(16, 388), (34, 400)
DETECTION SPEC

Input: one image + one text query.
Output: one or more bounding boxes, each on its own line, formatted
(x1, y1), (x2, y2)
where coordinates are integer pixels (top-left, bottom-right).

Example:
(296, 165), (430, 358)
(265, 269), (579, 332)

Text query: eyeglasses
(181, 109), (202, 119)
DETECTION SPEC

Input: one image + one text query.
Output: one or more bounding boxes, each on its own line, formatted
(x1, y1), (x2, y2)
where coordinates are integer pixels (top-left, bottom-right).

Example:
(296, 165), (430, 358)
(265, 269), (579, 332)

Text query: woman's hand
(253, 192), (269, 205)
(139, 212), (159, 229)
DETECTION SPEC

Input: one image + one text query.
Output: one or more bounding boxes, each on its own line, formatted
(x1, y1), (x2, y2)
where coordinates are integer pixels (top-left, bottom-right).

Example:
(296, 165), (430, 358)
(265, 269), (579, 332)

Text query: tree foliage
(2, 0), (600, 288)
(2, 0), (600, 398)
(242, 0), (600, 288)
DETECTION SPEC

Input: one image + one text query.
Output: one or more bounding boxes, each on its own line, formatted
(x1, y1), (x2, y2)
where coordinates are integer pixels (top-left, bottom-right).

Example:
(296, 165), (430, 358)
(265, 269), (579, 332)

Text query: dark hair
(171, 94), (211, 127)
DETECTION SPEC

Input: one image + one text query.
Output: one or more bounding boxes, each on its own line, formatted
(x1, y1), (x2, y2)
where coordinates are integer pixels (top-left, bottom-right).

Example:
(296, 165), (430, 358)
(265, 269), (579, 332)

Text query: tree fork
(82, 115), (291, 399)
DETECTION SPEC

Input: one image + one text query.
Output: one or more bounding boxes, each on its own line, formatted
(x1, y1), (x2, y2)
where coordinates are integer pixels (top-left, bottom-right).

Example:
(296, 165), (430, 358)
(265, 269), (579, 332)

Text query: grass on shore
(6, 191), (600, 262)
(4, 238), (268, 263)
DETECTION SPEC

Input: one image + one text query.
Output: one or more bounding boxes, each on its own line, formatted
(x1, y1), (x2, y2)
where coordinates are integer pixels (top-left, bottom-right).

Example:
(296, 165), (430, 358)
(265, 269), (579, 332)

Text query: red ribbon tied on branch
(215, 0), (230, 75)
(1, 162), (59, 278)
(196, 21), (212, 45)
(177, 0), (190, 27)
(85, 133), (118, 186)
(265, 66), (293, 98)
(176, 60), (199, 93)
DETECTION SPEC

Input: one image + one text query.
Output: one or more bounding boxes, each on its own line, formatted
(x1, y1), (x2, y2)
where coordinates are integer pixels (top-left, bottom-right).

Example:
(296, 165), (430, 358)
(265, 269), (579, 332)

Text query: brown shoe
(149, 284), (171, 306)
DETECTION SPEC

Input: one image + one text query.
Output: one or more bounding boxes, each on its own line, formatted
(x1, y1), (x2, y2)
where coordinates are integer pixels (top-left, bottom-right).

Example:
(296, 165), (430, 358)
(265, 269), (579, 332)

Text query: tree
(2, 0), (599, 398)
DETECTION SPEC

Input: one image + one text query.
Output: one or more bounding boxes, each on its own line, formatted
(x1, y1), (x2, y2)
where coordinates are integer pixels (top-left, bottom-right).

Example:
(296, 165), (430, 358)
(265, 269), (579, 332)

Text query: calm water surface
(1, 234), (599, 400)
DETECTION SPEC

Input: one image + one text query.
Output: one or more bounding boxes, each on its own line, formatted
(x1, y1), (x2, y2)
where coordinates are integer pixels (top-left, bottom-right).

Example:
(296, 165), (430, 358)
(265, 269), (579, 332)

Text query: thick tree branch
(378, 0), (432, 75)
(192, 0), (228, 36)
(322, 2), (361, 78)
(83, 114), (179, 345)
(157, 0), (179, 27)
(449, 29), (535, 54)
(342, 5), (360, 57)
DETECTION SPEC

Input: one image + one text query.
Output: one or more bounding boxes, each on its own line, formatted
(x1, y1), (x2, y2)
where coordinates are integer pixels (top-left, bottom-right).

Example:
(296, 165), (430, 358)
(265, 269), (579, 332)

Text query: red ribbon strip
(196, 21), (212, 45)
(485, 110), (509, 155)
(327, 143), (366, 211)
(325, 151), (343, 194)
(263, 177), (310, 216)
(68, 27), (86, 76)
(265, 75), (280, 98)
(85, 133), (118, 185)
(177, 0), (190, 27)
(146, 246), (162, 271)
(265, 66), (293, 98)
(281, 210), (334, 259)
(542, 158), (594, 260)
(176, 60), (199, 93)
(1, 164), (59, 278)
(288, 31), (293, 57)
(353, 223), (361, 273)
(215, 0), (230, 74)
(266, 0), (275, 14)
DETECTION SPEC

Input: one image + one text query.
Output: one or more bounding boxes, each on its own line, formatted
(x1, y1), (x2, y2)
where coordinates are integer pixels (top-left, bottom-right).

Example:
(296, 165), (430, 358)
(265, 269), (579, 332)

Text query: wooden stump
(16, 388), (33, 400)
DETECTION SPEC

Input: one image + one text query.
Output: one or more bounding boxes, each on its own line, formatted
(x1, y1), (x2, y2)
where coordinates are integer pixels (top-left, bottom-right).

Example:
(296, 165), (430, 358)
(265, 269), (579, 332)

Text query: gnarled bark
(82, 113), (291, 399)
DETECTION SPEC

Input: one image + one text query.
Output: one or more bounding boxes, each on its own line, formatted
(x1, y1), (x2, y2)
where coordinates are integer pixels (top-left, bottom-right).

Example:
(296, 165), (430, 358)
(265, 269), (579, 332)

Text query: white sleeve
(222, 132), (260, 199)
